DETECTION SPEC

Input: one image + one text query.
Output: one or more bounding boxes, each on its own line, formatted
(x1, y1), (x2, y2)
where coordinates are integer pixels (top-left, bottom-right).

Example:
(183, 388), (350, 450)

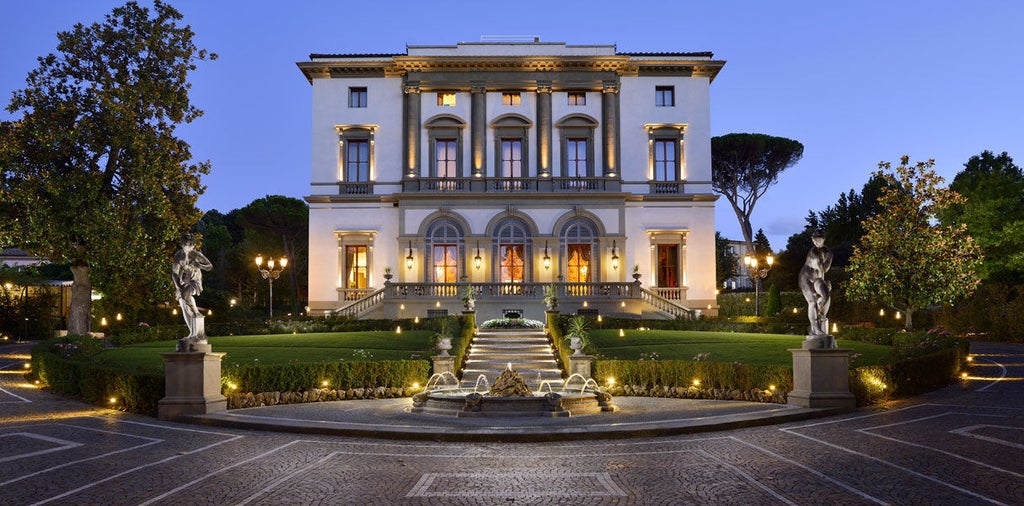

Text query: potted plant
(632, 264), (641, 281)
(565, 315), (588, 356)
(383, 267), (393, 281)
(434, 319), (453, 357)
(543, 283), (558, 310)
(461, 284), (476, 311)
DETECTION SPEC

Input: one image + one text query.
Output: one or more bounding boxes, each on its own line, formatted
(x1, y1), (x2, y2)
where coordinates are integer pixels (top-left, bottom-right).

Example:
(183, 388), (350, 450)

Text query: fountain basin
(410, 389), (616, 417)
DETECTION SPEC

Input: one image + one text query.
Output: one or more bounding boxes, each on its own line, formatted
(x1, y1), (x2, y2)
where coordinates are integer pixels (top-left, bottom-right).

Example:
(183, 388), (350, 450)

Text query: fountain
(410, 364), (617, 417)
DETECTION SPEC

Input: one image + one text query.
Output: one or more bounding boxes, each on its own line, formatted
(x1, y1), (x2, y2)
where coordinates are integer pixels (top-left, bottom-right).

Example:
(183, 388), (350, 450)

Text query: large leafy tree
(846, 157), (983, 329)
(712, 133), (804, 253)
(235, 196), (309, 314)
(0, 2), (215, 334)
(938, 151), (1024, 283)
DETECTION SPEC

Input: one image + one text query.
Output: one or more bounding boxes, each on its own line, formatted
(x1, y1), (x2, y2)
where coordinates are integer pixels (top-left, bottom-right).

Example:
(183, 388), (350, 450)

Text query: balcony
(402, 176), (622, 193)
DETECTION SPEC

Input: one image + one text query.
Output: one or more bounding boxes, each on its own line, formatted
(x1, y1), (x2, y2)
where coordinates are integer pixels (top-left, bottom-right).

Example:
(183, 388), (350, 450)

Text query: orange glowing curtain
(567, 244), (591, 282)
(500, 244), (524, 283)
(657, 244), (679, 287)
(345, 245), (367, 289)
(433, 245), (458, 283)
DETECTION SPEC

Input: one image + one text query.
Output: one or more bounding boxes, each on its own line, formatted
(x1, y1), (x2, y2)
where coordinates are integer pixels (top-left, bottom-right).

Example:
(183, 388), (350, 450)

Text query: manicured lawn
(589, 329), (892, 366)
(93, 331), (435, 373)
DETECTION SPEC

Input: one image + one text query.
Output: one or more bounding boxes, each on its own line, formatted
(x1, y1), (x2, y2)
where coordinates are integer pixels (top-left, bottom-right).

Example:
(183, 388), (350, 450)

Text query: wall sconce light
(474, 241), (482, 270)
(406, 241), (414, 270)
(543, 241), (551, 270)
(611, 240), (620, 270)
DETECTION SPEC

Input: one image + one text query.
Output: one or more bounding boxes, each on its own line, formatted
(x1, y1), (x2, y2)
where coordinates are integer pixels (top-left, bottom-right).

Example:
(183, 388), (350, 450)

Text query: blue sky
(2, 1), (1021, 250)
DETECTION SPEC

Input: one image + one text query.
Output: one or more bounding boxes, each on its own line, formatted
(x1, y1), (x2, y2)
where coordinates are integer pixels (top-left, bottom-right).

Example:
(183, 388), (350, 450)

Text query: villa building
(297, 41), (724, 319)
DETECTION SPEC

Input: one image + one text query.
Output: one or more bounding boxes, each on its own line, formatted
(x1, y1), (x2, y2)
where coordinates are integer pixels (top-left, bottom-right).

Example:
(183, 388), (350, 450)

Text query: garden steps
(462, 329), (565, 389)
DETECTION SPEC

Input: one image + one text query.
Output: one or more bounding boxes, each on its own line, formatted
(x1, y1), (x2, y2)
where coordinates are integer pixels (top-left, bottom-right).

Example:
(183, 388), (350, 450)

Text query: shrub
(32, 343), (163, 416)
(765, 284), (782, 316)
(222, 360), (429, 394)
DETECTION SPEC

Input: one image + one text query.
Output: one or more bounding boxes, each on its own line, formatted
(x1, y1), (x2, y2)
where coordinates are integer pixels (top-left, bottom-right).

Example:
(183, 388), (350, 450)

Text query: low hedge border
(31, 348), (164, 416)
(593, 345), (967, 406)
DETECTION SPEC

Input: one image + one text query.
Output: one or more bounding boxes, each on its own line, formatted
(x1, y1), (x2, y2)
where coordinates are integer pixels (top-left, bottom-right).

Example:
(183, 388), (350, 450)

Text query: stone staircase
(461, 328), (564, 391)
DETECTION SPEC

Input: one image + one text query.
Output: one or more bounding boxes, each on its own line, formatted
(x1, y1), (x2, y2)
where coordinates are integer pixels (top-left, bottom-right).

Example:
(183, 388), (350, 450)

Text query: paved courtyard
(1, 341), (1021, 505)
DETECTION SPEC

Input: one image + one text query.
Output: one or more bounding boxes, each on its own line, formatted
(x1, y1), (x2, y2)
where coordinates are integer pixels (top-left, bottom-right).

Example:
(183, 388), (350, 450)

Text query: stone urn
(436, 337), (452, 357)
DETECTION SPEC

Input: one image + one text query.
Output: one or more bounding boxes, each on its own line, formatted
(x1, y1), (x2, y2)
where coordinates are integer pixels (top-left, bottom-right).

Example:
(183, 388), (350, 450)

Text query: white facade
(298, 42), (725, 318)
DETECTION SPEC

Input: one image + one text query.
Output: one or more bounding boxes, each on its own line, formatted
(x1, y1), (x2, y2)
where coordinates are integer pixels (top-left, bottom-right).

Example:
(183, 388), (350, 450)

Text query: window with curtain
(567, 244), (591, 283)
(435, 139), (457, 178)
(345, 245), (367, 290)
(657, 244), (680, 288)
(566, 138), (588, 178)
(500, 139), (523, 177)
(432, 245), (458, 283)
(500, 245), (525, 283)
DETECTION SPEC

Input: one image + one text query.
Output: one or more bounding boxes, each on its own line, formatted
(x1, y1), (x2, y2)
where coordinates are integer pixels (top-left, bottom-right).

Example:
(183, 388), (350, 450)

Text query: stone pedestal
(788, 347), (856, 409)
(432, 355), (455, 376)
(158, 352), (227, 420)
(567, 355), (593, 379)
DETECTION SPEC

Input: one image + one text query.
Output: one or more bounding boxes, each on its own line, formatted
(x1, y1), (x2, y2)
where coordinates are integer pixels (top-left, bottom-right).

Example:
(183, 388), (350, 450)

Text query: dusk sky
(3, 1), (1021, 250)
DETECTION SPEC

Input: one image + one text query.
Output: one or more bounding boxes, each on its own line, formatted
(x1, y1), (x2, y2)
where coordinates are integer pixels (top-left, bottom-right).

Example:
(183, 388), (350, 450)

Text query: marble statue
(172, 234), (213, 351)
(798, 230), (833, 343)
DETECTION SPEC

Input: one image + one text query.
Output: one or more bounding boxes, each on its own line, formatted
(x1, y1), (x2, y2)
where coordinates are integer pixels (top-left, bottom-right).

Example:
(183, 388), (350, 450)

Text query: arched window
(426, 219), (463, 286)
(561, 219), (598, 285)
(493, 218), (531, 286)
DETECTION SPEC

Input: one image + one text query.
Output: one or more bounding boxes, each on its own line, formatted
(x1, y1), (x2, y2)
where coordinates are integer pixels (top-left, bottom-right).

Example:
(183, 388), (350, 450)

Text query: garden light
(396, 326), (402, 334)
(619, 329), (625, 337)
(23, 363), (30, 369)
(100, 317), (108, 326)
(607, 377), (616, 386)
(692, 379), (701, 387)
(966, 356), (974, 362)
(116, 313), (122, 321)
(879, 309), (885, 317)
(321, 380), (329, 387)
(769, 385), (776, 391)
(108, 397), (117, 404)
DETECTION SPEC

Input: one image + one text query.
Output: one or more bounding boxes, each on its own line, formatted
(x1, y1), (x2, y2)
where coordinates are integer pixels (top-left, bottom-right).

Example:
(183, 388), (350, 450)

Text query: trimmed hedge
(595, 360), (793, 393)
(222, 360), (429, 394)
(32, 347), (164, 416)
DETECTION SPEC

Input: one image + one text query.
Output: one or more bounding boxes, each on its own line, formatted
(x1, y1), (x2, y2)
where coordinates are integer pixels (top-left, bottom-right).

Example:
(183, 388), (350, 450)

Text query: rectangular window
(655, 86), (675, 107)
(346, 140), (370, 182)
(501, 92), (521, 106)
(499, 244), (525, 283)
(653, 139), (676, 181)
(432, 245), (459, 284)
(500, 139), (523, 177)
(345, 245), (368, 290)
(566, 139), (588, 178)
(657, 244), (680, 288)
(567, 92), (586, 106)
(437, 93), (456, 107)
(567, 244), (592, 283)
(348, 87), (367, 108)
(435, 139), (457, 178)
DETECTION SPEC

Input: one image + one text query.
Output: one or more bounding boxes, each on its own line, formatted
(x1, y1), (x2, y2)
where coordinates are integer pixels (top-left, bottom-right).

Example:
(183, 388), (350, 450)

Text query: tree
(712, 133), (804, 253)
(846, 157), (983, 329)
(0, 2), (215, 334)
(938, 151), (1024, 283)
(235, 196), (309, 314)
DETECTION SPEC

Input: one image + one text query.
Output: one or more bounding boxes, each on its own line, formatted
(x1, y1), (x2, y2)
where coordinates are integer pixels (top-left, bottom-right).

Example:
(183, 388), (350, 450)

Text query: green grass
(589, 329), (893, 366)
(93, 331), (435, 373)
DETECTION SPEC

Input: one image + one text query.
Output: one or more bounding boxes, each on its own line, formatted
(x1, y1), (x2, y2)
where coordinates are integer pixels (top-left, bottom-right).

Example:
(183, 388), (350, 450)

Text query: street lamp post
(743, 252), (774, 316)
(255, 254), (287, 318)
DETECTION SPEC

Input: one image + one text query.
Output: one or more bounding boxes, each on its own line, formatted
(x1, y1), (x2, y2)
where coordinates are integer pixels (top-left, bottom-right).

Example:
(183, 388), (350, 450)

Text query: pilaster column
(601, 82), (620, 177)
(403, 83), (421, 178)
(536, 82), (552, 177)
(471, 84), (487, 177)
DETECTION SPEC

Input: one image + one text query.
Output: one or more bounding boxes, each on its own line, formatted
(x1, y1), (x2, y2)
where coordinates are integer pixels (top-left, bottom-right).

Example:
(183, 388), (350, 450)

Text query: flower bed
(480, 318), (544, 329)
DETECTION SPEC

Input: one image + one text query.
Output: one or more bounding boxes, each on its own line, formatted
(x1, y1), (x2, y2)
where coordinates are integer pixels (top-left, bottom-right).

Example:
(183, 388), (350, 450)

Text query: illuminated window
(348, 87), (367, 108)
(346, 140), (370, 182)
(653, 139), (676, 181)
(437, 93), (456, 107)
(501, 92), (521, 106)
(567, 244), (591, 283)
(495, 219), (530, 286)
(655, 86), (675, 107)
(433, 245), (458, 283)
(345, 246), (368, 289)
(562, 219), (597, 289)
(500, 139), (523, 177)
(567, 92), (586, 106)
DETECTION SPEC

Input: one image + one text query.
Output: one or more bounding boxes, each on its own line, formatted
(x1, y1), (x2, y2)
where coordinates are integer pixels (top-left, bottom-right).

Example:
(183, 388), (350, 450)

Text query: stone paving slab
(191, 397), (842, 442)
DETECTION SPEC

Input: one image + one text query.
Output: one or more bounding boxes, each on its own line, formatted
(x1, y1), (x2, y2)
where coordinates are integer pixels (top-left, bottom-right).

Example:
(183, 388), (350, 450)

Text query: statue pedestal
(788, 347), (855, 409)
(567, 354), (593, 379)
(158, 351), (227, 420)
(432, 355), (455, 376)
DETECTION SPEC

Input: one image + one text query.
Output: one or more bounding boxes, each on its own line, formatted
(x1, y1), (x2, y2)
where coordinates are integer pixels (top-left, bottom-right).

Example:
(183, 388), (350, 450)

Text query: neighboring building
(297, 41), (724, 319)
(0, 247), (41, 267)
(723, 239), (754, 290)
